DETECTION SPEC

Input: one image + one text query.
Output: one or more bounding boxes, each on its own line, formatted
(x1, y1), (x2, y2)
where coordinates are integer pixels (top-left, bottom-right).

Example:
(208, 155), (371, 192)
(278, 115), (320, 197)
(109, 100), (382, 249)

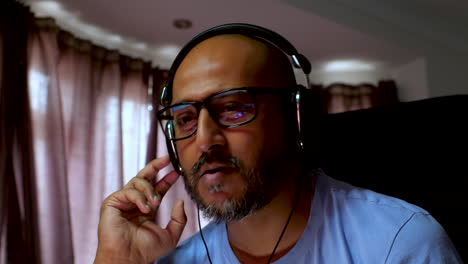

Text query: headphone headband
(160, 23), (311, 106)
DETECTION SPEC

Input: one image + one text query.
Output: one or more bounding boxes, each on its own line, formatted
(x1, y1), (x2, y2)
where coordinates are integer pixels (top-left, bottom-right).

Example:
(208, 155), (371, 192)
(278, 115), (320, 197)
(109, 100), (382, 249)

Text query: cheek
(227, 120), (286, 169)
(175, 139), (198, 171)
(254, 112), (290, 158)
(226, 130), (262, 166)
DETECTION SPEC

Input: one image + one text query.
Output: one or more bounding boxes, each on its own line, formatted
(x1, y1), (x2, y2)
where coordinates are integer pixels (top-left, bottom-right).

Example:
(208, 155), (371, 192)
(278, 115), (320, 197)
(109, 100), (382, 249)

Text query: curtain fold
(28, 18), (74, 264)
(1, 8), (165, 262)
(27, 18), (161, 263)
(1, 1), (40, 264)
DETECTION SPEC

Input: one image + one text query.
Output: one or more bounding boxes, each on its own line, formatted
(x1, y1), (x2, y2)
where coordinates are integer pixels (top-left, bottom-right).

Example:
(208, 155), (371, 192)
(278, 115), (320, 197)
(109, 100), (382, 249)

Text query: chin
(198, 182), (241, 205)
(195, 183), (269, 222)
(180, 157), (270, 221)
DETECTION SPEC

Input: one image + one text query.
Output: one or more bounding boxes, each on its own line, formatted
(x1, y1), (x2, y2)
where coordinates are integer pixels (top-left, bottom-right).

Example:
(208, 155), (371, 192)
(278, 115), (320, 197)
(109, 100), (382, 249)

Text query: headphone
(159, 23), (312, 175)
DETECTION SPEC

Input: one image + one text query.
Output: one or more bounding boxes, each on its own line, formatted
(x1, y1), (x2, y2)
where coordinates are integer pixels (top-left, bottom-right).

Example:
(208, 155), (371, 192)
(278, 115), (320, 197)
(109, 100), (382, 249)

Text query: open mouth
(202, 166), (234, 176)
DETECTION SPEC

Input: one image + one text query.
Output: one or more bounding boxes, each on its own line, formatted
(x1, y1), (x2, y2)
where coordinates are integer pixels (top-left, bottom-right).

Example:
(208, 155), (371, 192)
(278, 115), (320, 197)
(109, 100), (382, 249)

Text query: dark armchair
(302, 94), (468, 261)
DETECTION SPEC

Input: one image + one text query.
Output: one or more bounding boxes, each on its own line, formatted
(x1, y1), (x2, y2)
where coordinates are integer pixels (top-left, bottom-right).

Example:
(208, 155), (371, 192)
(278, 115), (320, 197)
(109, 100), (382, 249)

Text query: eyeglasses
(157, 87), (291, 141)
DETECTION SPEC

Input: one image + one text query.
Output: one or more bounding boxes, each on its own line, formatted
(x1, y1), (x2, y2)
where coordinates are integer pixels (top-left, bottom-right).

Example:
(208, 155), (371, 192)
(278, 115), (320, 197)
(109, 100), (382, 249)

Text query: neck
(226, 162), (315, 262)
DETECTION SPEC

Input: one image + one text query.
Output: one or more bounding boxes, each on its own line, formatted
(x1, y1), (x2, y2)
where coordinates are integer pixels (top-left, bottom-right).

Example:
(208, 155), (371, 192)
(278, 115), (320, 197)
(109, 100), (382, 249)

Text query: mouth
(201, 166), (233, 176)
(199, 163), (236, 185)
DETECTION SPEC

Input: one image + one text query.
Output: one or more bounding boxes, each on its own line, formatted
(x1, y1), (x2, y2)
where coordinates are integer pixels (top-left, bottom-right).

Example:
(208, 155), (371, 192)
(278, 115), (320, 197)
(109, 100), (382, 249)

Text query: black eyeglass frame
(156, 87), (294, 141)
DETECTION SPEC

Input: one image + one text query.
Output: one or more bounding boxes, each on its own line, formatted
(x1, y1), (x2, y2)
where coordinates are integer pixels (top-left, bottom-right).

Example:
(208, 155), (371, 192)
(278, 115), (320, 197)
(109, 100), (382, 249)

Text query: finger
(108, 189), (152, 214)
(135, 156), (171, 182)
(124, 178), (159, 206)
(165, 200), (187, 243)
(154, 170), (180, 200)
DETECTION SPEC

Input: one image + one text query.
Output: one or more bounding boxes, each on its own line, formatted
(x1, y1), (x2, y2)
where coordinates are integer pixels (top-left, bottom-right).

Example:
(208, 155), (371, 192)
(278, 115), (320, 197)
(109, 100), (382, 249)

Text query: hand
(94, 156), (186, 264)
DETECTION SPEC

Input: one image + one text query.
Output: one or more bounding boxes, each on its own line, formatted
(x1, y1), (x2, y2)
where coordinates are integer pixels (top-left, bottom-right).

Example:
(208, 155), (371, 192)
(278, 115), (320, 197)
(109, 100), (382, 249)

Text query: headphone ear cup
(165, 122), (184, 175)
(160, 86), (170, 107)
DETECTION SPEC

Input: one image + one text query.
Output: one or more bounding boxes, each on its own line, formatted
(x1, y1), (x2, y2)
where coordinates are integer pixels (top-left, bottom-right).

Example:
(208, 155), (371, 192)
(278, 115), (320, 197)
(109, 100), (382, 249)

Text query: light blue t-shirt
(159, 170), (462, 263)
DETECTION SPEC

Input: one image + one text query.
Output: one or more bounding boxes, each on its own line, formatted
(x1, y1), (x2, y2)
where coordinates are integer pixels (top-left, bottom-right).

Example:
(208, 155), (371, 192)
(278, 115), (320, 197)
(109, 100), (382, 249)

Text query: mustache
(191, 154), (241, 178)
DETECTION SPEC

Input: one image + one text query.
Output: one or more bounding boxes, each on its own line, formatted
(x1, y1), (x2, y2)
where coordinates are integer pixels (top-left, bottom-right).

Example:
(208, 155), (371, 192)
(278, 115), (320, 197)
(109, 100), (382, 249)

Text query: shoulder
(313, 172), (425, 253)
(384, 212), (462, 263)
(317, 171), (429, 221)
(314, 171), (462, 262)
(157, 221), (222, 264)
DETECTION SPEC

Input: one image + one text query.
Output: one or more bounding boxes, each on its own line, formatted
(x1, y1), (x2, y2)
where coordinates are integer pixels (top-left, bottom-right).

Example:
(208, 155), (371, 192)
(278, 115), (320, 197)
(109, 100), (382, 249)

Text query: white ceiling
(23, 0), (466, 72)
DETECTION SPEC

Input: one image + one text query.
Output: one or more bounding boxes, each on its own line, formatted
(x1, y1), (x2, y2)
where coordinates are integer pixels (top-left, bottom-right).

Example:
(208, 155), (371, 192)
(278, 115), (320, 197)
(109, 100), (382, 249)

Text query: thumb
(165, 200), (187, 244)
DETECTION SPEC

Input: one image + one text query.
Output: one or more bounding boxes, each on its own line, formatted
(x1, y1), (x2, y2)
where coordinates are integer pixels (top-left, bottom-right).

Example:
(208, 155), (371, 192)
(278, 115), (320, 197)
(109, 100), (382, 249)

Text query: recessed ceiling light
(173, 19), (192, 29)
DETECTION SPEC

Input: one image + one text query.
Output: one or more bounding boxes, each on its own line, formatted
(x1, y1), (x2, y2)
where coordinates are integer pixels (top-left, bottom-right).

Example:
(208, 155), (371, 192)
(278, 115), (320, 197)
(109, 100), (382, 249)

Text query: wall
(284, 0), (468, 98)
(391, 57), (428, 102)
(426, 52), (468, 98)
(309, 69), (389, 86)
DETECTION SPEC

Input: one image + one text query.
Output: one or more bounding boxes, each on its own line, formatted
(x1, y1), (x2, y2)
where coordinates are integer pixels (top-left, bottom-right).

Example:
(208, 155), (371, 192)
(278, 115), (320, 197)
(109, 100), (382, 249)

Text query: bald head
(172, 34), (296, 104)
(168, 34), (301, 221)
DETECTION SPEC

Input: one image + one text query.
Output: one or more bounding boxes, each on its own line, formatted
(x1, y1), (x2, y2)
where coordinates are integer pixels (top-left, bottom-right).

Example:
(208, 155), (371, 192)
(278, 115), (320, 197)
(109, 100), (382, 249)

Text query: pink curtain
(1, 2), (39, 264)
(1, 5), (202, 263)
(24, 18), (162, 264)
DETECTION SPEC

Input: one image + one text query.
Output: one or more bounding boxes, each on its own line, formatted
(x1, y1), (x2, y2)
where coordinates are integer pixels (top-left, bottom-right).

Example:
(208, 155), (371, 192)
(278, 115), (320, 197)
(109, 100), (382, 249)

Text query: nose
(195, 108), (226, 153)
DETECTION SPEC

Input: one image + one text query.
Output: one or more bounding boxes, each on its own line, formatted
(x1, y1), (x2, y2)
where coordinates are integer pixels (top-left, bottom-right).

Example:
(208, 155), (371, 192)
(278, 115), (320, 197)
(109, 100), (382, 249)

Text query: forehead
(171, 34), (294, 104)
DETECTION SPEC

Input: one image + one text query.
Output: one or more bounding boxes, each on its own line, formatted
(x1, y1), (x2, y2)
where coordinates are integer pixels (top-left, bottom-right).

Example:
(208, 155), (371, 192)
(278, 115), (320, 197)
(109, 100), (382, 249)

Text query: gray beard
(182, 157), (272, 222)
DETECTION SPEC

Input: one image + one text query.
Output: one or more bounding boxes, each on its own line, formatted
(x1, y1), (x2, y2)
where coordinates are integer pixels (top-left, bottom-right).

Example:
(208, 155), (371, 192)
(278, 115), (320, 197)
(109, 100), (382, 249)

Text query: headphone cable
(198, 207), (214, 264)
(266, 178), (301, 264)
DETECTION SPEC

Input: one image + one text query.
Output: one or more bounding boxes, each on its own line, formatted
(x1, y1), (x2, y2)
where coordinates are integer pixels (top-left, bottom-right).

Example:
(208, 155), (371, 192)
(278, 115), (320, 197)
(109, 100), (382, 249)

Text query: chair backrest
(302, 94), (468, 261)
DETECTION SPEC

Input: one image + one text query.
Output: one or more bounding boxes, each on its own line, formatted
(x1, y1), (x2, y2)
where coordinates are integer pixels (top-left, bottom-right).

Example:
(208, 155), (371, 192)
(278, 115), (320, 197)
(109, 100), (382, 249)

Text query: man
(94, 24), (461, 263)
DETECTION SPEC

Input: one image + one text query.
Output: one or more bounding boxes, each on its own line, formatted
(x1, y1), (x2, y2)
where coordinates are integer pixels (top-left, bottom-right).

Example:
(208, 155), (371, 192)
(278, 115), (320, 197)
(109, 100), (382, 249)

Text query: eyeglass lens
(162, 90), (256, 140)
